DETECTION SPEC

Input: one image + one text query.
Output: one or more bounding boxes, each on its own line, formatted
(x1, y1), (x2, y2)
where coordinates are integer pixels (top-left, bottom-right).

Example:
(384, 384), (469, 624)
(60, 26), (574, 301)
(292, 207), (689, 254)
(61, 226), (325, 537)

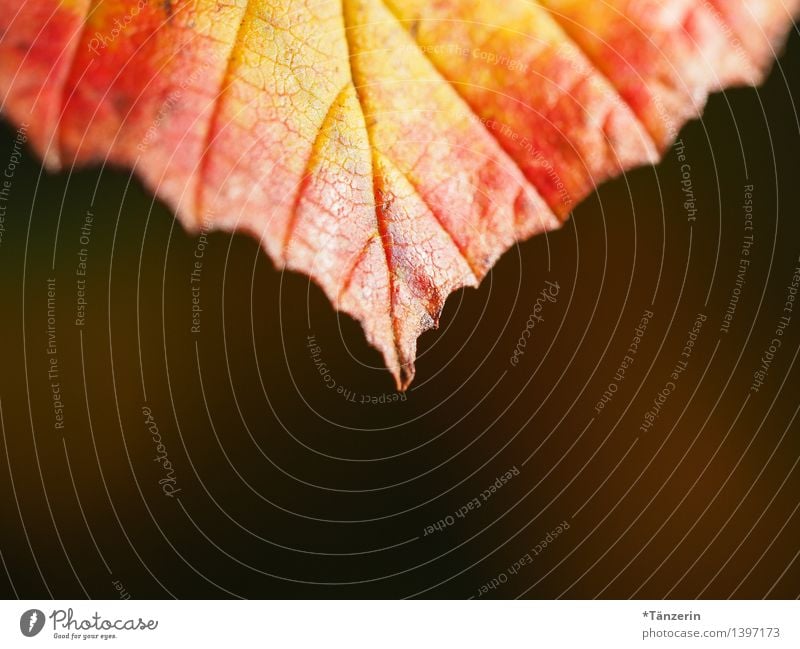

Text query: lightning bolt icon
(28, 611), (38, 632)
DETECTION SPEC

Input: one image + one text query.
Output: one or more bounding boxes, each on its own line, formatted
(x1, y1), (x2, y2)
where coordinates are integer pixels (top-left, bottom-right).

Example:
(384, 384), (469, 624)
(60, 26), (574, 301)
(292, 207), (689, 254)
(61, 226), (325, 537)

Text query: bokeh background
(0, 27), (798, 600)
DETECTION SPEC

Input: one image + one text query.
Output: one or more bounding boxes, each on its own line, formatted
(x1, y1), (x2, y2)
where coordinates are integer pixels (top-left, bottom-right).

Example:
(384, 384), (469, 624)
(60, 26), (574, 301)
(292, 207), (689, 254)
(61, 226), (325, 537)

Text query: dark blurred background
(0, 29), (798, 600)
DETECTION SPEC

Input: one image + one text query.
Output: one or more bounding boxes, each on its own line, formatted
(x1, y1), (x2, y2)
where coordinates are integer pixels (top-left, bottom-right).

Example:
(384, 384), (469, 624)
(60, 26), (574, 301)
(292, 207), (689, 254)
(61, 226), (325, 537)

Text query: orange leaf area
(1, 0), (796, 387)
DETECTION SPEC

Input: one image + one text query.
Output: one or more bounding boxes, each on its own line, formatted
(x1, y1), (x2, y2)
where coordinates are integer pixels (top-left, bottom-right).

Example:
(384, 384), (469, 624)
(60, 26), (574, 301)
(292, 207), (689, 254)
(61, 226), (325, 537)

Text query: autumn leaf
(0, 0), (796, 388)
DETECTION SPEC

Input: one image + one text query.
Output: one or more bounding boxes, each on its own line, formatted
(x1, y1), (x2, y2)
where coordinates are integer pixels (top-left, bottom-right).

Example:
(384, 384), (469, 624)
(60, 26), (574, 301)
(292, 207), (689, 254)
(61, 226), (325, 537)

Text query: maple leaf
(0, 0), (796, 389)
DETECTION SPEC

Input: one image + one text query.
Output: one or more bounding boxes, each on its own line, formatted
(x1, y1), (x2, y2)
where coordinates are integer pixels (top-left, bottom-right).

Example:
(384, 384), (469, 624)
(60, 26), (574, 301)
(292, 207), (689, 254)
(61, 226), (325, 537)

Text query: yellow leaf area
(0, 0), (796, 387)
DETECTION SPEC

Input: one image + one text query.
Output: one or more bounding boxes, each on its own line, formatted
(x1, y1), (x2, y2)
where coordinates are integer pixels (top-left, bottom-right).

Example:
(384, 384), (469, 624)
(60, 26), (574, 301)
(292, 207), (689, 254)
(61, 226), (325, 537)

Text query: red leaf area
(1, 0), (796, 387)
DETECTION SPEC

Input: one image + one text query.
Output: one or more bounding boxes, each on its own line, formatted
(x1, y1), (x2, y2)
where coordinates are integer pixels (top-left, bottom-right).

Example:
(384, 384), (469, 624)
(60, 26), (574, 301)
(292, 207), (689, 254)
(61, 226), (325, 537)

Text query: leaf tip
(392, 362), (415, 393)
